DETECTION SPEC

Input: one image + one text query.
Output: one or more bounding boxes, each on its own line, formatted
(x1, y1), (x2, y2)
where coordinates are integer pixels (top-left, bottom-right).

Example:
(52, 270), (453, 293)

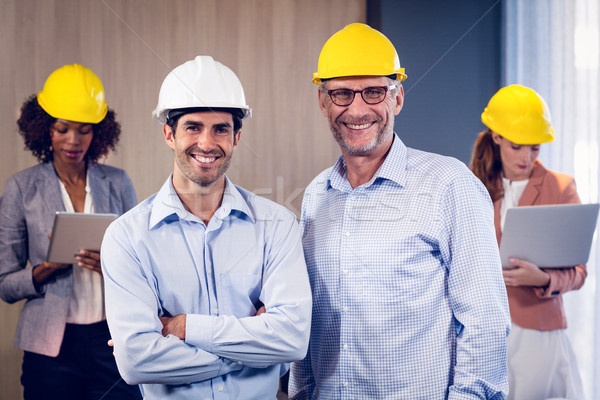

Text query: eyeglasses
(325, 84), (397, 106)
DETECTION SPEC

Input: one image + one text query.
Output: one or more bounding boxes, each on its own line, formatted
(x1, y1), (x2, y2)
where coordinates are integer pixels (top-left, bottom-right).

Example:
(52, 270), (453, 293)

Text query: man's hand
(160, 315), (186, 340)
(502, 257), (551, 287)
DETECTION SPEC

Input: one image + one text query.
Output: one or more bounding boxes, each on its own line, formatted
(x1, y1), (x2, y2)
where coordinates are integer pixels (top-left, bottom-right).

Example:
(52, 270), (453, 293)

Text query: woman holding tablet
(0, 64), (140, 399)
(470, 84), (585, 400)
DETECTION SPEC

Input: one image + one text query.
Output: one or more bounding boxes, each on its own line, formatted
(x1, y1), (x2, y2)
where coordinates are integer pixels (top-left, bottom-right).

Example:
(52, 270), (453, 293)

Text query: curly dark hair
(17, 95), (121, 164)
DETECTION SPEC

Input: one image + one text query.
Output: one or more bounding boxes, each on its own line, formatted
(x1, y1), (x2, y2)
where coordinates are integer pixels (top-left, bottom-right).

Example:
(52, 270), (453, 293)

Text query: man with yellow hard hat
(290, 23), (510, 399)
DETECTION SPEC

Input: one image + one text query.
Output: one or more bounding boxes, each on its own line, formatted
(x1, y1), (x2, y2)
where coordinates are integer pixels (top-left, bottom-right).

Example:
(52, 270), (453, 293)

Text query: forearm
(103, 234), (243, 385)
(450, 258), (510, 397)
(185, 218), (312, 366)
(451, 328), (509, 399)
(0, 178), (38, 302)
(32, 262), (72, 289)
(105, 273), (244, 384)
(446, 177), (510, 398)
(534, 264), (587, 298)
(450, 265), (510, 397)
(0, 264), (41, 303)
(112, 330), (242, 385)
(186, 303), (311, 367)
(105, 275), (244, 385)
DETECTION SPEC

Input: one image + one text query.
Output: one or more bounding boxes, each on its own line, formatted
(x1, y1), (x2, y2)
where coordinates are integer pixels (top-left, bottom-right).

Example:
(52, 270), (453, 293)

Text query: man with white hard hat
(289, 23), (510, 399)
(101, 56), (312, 399)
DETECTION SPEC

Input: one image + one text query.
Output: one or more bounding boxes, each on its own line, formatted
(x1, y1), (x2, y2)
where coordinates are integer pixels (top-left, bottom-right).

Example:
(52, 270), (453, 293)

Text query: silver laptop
(499, 203), (599, 268)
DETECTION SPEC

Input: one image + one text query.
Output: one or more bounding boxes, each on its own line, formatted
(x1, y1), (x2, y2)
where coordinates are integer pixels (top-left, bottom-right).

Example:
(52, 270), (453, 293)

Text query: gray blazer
(0, 162), (137, 356)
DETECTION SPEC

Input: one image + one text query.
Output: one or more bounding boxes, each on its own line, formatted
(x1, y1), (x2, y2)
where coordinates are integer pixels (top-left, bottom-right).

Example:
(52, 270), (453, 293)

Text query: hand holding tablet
(46, 212), (117, 264)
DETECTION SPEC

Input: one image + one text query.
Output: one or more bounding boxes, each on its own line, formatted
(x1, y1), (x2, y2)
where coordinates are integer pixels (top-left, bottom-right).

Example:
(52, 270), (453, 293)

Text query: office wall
(0, 1), (365, 398)
(377, 0), (502, 164)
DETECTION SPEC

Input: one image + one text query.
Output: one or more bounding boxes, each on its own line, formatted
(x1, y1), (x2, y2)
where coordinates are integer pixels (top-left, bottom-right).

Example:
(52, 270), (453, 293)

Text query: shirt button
(207, 269), (212, 275)
(217, 385), (224, 391)
(343, 269), (349, 275)
(350, 195), (356, 201)
(344, 231), (351, 237)
(237, 361), (243, 365)
(343, 306), (349, 312)
(343, 382), (349, 387)
(214, 309), (219, 315)
(343, 344), (349, 350)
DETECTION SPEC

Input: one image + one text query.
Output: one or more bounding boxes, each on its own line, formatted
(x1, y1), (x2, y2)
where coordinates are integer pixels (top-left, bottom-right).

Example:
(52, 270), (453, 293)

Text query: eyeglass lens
(329, 87), (389, 106)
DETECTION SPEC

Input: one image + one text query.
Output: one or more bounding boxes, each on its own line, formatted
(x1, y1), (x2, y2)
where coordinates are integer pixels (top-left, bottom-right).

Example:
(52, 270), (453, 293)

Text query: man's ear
(393, 85), (405, 116)
(163, 124), (175, 149)
(233, 130), (241, 147)
(317, 89), (328, 117)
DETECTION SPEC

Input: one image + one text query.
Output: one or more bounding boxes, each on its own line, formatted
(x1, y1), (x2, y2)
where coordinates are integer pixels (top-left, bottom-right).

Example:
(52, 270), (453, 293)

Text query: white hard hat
(152, 55), (252, 124)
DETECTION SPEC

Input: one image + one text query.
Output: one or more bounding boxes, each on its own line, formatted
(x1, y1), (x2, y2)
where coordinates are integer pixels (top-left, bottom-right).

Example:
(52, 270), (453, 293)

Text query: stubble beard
(175, 147), (232, 187)
(330, 115), (393, 156)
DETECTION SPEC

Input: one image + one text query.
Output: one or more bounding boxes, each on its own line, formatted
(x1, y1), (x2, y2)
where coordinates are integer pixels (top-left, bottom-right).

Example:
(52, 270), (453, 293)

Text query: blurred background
(1, 0), (598, 398)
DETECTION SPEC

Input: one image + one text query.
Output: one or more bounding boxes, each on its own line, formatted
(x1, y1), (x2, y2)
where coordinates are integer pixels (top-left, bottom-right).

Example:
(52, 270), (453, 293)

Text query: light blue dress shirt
(101, 176), (312, 400)
(290, 136), (510, 399)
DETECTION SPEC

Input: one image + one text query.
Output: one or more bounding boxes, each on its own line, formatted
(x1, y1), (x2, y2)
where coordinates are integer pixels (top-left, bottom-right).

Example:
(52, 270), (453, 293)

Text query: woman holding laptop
(470, 84), (586, 400)
(0, 64), (140, 399)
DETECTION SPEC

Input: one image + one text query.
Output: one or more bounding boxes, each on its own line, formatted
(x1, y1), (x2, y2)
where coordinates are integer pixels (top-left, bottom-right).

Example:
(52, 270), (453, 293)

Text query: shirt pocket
(360, 237), (440, 303)
(218, 272), (262, 317)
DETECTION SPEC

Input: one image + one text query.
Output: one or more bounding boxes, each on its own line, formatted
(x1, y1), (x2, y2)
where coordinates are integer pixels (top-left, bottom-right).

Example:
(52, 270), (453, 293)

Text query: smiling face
(164, 111), (239, 192)
(319, 76), (404, 159)
(50, 119), (94, 167)
(492, 132), (540, 181)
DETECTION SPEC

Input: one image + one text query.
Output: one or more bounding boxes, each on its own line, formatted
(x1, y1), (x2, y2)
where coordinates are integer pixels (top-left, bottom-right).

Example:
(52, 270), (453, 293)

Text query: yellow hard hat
(313, 23), (407, 85)
(481, 84), (554, 145)
(37, 64), (108, 124)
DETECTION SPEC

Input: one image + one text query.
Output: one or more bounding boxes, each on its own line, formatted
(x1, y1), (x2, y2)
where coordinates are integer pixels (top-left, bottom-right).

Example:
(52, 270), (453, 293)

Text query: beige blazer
(494, 160), (586, 330)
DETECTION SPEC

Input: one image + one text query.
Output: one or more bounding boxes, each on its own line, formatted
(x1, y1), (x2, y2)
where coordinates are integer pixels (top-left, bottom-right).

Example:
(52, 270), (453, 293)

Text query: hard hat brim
(312, 69), (407, 85)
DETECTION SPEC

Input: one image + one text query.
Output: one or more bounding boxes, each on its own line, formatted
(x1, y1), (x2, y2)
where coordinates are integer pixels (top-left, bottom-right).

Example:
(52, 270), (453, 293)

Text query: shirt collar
(149, 175), (254, 229)
(219, 176), (255, 222)
(326, 134), (407, 192)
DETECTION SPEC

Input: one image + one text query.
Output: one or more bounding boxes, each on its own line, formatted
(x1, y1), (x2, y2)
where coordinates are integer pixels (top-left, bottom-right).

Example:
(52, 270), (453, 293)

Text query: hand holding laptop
(502, 258), (551, 287)
(499, 203), (600, 269)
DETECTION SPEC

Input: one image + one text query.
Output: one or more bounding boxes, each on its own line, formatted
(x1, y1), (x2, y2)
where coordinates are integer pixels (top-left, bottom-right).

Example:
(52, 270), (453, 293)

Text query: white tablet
(499, 203), (599, 268)
(46, 212), (117, 264)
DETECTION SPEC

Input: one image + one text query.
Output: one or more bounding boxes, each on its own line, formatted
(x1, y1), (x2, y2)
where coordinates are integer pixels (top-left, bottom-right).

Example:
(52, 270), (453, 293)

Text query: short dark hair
(17, 95), (121, 164)
(166, 107), (243, 141)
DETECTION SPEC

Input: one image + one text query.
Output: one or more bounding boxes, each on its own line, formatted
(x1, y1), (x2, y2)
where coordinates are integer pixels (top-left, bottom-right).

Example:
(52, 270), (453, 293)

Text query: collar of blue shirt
(149, 175), (255, 229)
(327, 134), (408, 192)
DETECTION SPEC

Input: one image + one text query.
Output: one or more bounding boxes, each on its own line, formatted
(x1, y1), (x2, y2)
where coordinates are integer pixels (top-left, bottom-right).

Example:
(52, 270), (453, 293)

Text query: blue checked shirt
(290, 136), (510, 399)
(101, 176), (312, 400)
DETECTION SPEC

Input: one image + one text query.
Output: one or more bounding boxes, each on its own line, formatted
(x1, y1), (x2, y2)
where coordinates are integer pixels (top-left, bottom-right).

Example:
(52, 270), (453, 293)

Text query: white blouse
(58, 174), (105, 324)
(499, 176), (529, 232)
